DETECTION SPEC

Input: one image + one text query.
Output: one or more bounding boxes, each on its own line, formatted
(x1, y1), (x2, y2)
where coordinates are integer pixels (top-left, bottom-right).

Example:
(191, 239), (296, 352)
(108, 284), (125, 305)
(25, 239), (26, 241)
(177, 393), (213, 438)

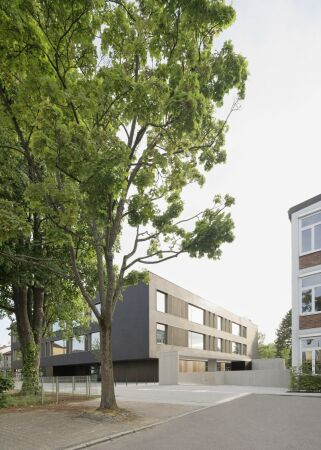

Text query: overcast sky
(1, 0), (321, 345)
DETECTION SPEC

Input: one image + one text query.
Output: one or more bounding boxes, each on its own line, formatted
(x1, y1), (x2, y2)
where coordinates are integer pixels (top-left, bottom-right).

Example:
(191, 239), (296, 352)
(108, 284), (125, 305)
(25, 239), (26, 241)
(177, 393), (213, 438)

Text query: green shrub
(0, 373), (14, 407)
(290, 367), (321, 392)
(0, 373), (14, 394)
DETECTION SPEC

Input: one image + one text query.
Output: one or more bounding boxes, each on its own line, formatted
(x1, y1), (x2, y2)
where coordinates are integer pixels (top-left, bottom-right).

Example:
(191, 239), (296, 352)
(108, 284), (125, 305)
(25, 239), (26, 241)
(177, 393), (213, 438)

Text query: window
(188, 331), (204, 350)
(72, 335), (86, 352)
(91, 332), (100, 350)
(300, 212), (321, 254)
(51, 340), (67, 356)
(301, 273), (321, 314)
(301, 336), (321, 374)
(232, 342), (242, 354)
(156, 323), (167, 344)
(188, 304), (204, 325)
(156, 291), (167, 313)
(91, 303), (101, 322)
(232, 322), (241, 336)
(216, 338), (222, 352)
(217, 316), (223, 331)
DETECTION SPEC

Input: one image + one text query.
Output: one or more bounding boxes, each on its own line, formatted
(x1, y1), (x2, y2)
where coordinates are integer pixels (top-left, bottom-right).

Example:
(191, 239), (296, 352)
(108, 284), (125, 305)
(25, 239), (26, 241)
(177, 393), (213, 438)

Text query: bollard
(126, 375), (127, 387)
(72, 376), (75, 396)
(56, 377), (59, 404)
(86, 376), (89, 397)
(88, 376), (91, 397)
(41, 379), (44, 405)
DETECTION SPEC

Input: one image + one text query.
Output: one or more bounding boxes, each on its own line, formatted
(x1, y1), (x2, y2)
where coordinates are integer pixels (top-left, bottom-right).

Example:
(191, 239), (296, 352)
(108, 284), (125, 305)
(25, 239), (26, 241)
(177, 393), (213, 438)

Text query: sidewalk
(0, 400), (200, 450)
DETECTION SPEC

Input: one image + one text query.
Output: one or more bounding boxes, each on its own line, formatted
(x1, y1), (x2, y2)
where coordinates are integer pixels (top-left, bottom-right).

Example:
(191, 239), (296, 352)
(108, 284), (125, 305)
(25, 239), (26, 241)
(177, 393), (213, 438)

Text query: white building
(289, 194), (321, 373)
(0, 345), (11, 372)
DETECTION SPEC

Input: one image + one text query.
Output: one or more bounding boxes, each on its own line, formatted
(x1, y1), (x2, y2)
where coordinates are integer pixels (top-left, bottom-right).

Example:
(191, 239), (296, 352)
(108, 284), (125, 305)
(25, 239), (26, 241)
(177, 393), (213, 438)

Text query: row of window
(157, 291), (244, 336)
(156, 323), (246, 354)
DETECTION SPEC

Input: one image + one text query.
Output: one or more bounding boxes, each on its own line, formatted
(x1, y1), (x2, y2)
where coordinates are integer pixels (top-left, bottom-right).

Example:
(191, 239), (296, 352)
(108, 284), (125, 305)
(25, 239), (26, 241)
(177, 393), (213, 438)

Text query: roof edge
(288, 193), (321, 220)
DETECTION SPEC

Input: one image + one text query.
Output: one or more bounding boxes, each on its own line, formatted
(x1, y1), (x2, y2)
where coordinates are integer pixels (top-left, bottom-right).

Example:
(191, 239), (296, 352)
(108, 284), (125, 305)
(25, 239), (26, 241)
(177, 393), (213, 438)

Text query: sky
(1, 0), (321, 345)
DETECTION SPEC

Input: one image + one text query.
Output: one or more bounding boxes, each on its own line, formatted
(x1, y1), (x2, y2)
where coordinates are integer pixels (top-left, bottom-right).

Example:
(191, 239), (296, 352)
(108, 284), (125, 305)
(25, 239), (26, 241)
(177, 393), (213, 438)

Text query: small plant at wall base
(290, 367), (321, 392)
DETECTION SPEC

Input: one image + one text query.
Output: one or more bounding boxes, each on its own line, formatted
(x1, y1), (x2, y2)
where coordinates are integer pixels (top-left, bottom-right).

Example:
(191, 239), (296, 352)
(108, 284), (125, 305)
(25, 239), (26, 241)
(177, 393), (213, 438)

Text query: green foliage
(290, 368), (321, 392)
(275, 309), (292, 367)
(0, 373), (14, 407)
(258, 332), (276, 358)
(0, 373), (14, 394)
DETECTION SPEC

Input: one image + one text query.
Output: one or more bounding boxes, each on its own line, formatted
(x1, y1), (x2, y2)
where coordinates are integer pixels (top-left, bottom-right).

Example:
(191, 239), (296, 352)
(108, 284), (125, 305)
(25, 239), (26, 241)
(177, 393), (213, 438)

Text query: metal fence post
(88, 376), (91, 397)
(41, 378), (44, 405)
(56, 377), (59, 404)
(86, 376), (89, 397)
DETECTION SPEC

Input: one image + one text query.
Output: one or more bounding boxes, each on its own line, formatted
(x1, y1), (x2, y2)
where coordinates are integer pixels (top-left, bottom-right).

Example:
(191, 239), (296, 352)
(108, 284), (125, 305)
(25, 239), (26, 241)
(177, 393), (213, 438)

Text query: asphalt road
(92, 394), (321, 450)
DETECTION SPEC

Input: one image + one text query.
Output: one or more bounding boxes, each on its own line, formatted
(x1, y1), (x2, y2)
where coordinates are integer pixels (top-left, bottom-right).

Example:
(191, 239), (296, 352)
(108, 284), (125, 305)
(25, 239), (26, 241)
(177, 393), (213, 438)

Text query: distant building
(0, 345), (11, 372)
(289, 194), (321, 373)
(12, 272), (258, 380)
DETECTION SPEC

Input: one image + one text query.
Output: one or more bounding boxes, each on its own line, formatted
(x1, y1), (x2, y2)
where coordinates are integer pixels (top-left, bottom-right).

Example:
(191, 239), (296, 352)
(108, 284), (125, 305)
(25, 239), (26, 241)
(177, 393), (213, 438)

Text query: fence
(13, 375), (157, 404)
(14, 376), (101, 404)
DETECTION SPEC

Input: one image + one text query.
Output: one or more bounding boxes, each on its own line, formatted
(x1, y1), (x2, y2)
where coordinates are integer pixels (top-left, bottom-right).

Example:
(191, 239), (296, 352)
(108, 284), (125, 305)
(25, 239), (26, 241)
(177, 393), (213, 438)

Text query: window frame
(51, 339), (68, 356)
(188, 304), (204, 325)
(299, 211), (321, 255)
(300, 273), (321, 315)
(300, 336), (321, 374)
(156, 323), (167, 344)
(188, 331), (205, 350)
(231, 322), (241, 336)
(156, 290), (167, 313)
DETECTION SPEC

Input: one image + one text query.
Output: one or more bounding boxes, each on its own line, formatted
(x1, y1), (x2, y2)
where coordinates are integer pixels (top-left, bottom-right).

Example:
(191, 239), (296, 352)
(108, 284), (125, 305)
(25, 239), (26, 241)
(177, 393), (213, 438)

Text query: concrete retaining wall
(179, 369), (290, 388)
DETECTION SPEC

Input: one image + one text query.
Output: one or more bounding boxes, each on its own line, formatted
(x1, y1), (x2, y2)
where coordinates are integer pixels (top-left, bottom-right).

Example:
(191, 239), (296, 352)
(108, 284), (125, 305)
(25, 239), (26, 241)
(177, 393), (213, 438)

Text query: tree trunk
(20, 342), (41, 395)
(99, 323), (117, 409)
(13, 285), (43, 395)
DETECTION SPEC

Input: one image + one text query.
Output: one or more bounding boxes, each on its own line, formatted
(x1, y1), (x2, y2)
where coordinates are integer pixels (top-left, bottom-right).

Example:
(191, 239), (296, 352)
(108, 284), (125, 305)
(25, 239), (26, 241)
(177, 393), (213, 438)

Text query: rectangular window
(91, 332), (100, 350)
(156, 323), (167, 344)
(301, 274), (321, 314)
(232, 342), (242, 354)
(51, 340), (67, 356)
(188, 331), (204, 350)
(72, 335), (86, 352)
(301, 336), (321, 374)
(188, 304), (204, 325)
(300, 212), (321, 254)
(216, 338), (222, 352)
(217, 316), (223, 331)
(91, 303), (101, 322)
(156, 291), (167, 313)
(232, 322), (241, 336)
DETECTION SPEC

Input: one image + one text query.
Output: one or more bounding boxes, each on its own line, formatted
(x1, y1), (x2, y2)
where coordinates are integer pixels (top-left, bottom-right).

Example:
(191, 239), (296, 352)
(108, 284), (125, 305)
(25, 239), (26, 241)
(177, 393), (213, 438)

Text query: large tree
(0, 146), (88, 394)
(0, 0), (247, 409)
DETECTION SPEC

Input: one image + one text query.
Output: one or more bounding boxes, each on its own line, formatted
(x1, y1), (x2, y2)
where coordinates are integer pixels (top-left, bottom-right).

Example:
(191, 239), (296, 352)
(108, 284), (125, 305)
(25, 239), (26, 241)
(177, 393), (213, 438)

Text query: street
(91, 394), (321, 450)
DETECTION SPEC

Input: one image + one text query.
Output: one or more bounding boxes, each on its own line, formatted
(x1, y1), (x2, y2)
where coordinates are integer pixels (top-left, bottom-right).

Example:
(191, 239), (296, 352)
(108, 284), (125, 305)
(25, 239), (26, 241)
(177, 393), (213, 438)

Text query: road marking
(136, 388), (242, 394)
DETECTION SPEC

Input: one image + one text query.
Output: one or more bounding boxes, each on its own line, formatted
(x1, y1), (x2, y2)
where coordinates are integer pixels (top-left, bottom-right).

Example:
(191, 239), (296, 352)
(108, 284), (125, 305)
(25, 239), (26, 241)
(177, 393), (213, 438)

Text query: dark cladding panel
(111, 282), (150, 361)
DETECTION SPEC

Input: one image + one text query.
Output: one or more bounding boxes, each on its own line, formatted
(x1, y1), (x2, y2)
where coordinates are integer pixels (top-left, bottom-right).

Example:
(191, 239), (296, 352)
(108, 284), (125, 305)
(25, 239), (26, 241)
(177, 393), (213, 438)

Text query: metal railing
(14, 375), (100, 404)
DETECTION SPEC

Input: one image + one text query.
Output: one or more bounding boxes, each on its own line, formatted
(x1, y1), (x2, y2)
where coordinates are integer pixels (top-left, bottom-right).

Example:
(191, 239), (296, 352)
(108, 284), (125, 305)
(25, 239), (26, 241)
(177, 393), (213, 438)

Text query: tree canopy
(0, 0), (248, 408)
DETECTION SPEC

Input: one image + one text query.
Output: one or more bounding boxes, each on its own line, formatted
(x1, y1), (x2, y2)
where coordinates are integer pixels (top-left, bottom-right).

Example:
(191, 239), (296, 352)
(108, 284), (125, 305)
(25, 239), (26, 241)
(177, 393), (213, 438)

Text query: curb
(63, 393), (250, 450)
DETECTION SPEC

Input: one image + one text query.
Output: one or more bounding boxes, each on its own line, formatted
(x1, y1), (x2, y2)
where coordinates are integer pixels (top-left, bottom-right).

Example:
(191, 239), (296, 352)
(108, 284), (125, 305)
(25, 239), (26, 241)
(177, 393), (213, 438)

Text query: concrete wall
(179, 369), (290, 388)
(159, 351), (179, 385)
(252, 358), (285, 370)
